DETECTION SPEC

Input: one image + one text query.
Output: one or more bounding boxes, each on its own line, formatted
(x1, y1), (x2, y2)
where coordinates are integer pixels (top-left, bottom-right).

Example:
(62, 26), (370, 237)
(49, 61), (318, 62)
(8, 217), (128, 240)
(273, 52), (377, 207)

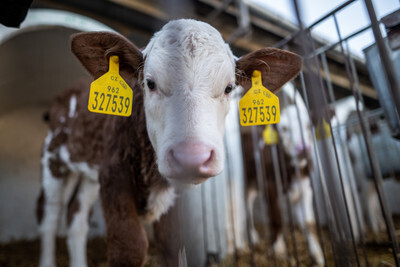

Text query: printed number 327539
(91, 91), (130, 114)
(241, 105), (277, 124)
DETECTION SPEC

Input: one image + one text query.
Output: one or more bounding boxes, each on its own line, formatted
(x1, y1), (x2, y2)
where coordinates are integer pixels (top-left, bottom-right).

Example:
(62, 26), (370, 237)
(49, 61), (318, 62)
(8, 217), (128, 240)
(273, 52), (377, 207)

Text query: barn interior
(0, 0), (400, 266)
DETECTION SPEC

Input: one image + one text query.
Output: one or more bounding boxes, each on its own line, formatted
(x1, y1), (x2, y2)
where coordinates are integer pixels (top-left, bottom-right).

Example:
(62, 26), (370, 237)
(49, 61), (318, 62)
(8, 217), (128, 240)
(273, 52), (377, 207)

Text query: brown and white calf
(36, 19), (301, 267)
(243, 85), (324, 265)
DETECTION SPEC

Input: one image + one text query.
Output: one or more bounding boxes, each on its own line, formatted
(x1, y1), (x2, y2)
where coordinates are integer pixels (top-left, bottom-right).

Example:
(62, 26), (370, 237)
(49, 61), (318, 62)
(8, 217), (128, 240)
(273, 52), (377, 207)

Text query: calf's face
(278, 105), (313, 167)
(142, 20), (235, 184)
(71, 19), (302, 185)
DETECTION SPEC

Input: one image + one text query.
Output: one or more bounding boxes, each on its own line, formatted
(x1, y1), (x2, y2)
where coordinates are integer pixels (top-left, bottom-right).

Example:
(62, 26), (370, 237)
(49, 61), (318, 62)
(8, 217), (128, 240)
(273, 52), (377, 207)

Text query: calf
(36, 19), (301, 267)
(347, 114), (400, 237)
(243, 85), (324, 265)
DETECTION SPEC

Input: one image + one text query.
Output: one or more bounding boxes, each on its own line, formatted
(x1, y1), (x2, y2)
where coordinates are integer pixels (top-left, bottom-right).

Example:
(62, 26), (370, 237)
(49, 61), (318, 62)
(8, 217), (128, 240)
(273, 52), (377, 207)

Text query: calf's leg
(100, 168), (148, 266)
(38, 148), (69, 267)
(153, 197), (183, 267)
(67, 177), (100, 267)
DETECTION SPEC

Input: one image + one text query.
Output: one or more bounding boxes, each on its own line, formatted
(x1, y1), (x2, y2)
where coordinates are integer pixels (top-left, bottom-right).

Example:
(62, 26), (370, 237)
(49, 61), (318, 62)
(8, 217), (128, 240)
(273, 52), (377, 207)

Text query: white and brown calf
(243, 85), (324, 265)
(36, 19), (302, 267)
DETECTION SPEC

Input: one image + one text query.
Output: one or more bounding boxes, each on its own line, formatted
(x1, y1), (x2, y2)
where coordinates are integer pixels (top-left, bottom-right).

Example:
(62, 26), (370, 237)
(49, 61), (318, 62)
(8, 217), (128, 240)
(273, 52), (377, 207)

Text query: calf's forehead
(142, 20), (235, 84)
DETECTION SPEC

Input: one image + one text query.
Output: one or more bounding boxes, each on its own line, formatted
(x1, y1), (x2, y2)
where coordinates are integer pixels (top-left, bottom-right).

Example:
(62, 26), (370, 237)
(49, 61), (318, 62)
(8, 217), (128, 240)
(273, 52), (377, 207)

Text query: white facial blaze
(141, 19), (235, 183)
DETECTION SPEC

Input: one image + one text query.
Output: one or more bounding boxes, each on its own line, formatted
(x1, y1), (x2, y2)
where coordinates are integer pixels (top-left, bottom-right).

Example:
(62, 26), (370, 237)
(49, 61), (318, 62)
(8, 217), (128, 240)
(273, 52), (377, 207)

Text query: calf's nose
(295, 143), (311, 155)
(168, 142), (217, 178)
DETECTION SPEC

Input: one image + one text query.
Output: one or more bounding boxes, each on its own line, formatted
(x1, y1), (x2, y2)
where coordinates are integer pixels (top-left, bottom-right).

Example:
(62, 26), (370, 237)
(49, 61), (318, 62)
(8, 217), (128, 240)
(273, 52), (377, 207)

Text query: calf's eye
(146, 79), (157, 91)
(224, 84), (233, 95)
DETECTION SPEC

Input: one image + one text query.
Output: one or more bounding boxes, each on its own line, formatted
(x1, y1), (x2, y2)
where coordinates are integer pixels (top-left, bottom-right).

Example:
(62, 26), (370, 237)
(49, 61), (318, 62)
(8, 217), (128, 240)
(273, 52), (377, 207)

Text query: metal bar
(241, 156), (256, 267)
(343, 41), (371, 266)
(331, 15), (370, 266)
(364, 0), (400, 131)
(211, 178), (222, 265)
(270, 144), (293, 261)
(320, 53), (335, 104)
(251, 126), (277, 266)
(300, 72), (341, 267)
(288, 89), (316, 265)
(201, 184), (209, 262)
(300, 57), (338, 266)
(309, 33), (356, 267)
(308, 0), (356, 29)
(276, 142), (300, 267)
(224, 138), (239, 265)
(312, 137), (342, 267)
(292, 88), (328, 266)
(313, 25), (370, 57)
(274, 30), (300, 49)
(317, 13), (362, 266)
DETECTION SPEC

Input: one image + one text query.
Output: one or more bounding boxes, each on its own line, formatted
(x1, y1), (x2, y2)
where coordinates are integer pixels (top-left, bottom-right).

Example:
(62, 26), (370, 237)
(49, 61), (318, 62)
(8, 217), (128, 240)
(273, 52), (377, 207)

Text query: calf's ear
(71, 31), (143, 81)
(236, 48), (302, 94)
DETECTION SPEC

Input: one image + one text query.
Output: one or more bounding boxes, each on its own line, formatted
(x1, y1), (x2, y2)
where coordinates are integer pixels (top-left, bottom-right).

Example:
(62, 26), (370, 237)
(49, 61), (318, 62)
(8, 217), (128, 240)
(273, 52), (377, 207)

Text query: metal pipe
(363, 0), (400, 133)
(308, 0), (356, 29)
(251, 126), (277, 265)
(224, 138), (239, 265)
(344, 41), (371, 267)
(300, 72), (341, 266)
(277, 142), (300, 266)
(292, 88), (328, 265)
(270, 144), (292, 260)
(201, 185), (209, 262)
(331, 14), (369, 266)
(241, 152), (256, 267)
(211, 178), (222, 265)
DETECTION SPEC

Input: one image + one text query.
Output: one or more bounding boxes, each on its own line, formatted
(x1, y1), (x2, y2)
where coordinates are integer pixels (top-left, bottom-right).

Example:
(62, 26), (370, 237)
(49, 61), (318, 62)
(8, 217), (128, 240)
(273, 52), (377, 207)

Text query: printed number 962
(241, 105), (277, 124)
(92, 92), (130, 114)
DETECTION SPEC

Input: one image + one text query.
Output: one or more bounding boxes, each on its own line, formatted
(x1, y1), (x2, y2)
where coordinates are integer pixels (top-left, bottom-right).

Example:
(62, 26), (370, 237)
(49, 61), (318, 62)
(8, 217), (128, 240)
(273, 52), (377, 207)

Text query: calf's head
(277, 104), (313, 168)
(71, 19), (301, 185)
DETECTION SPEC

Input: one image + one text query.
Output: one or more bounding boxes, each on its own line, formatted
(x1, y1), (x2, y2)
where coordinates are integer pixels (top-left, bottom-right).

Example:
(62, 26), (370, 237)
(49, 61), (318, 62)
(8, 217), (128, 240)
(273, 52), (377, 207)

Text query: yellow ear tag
(88, 55), (133, 116)
(239, 70), (280, 126)
(263, 124), (279, 145)
(315, 118), (332, 140)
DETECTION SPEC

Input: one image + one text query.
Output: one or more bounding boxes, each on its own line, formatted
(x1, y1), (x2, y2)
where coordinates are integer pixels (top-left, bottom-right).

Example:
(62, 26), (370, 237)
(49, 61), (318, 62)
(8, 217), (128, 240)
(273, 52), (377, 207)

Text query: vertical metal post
(224, 138), (239, 265)
(300, 72), (341, 266)
(364, 0), (400, 128)
(270, 144), (292, 260)
(251, 126), (277, 266)
(276, 142), (300, 266)
(240, 130), (256, 266)
(211, 178), (222, 265)
(320, 53), (336, 104)
(292, 88), (328, 265)
(330, 13), (369, 266)
(201, 185), (210, 263)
